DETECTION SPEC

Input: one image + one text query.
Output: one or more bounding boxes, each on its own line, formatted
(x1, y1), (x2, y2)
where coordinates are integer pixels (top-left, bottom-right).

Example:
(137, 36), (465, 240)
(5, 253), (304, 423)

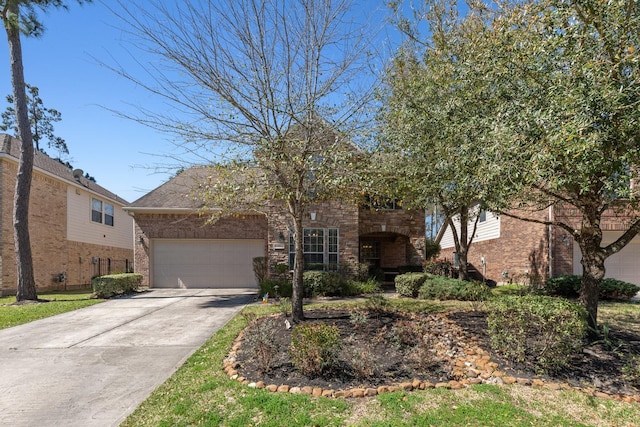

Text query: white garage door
(152, 239), (265, 288)
(573, 232), (640, 286)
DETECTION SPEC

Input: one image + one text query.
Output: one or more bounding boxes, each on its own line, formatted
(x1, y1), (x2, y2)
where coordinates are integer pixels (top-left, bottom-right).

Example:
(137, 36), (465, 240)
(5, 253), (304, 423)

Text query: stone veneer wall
(266, 201), (361, 275)
(133, 213), (268, 287)
(0, 159), (133, 296)
(358, 208), (426, 267)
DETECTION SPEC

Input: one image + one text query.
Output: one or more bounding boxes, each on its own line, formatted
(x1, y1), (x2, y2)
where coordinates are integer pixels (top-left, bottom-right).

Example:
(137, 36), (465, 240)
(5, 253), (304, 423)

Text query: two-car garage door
(152, 239), (265, 288)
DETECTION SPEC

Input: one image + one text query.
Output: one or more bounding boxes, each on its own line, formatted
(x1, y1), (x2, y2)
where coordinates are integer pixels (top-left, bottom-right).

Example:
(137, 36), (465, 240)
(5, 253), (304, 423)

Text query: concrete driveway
(0, 288), (255, 427)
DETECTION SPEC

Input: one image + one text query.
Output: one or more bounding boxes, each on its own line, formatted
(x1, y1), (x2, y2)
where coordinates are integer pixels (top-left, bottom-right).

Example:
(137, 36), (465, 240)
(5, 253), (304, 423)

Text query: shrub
(541, 275), (582, 297)
(487, 295), (587, 373)
(424, 238), (441, 261)
(395, 273), (429, 297)
(252, 256), (269, 285)
(364, 294), (391, 313)
(259, 279), (292, 298)
(91, 273), (142, 298)
(542, 275), (639, 300)
(278, 297), (292, 317)
(342, 278), (382, 296)
(290, 322), (341, 377)
(418, 276), (492, 301)
(423, 259), (453, 277)
(344, 341), (377, 379)
(244, 317), (277, 374)
(599, 278), (640, 300)
(303, 271), (342, 297)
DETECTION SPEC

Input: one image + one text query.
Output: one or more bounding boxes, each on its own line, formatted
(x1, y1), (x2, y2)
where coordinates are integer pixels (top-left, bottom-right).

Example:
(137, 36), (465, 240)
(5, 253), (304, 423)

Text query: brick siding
(0, 158), (133, 296)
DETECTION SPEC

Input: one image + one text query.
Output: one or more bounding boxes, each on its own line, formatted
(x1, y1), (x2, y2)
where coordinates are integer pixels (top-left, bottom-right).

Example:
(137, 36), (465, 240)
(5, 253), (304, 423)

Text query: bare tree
(110, 0), (379, 321)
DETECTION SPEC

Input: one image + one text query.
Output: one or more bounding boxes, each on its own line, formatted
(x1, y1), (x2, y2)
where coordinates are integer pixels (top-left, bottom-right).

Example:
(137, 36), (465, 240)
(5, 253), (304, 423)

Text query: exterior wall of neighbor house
(0, 158), (134, 296)
(67, 187), (132, 248)
(358, 208), (426, 267)
(440, 209), (550, 284)
(132, 213), (269, 287)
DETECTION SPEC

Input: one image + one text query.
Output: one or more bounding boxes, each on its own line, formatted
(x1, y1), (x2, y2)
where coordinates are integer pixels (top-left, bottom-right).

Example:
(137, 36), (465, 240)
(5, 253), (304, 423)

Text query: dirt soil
(234, 307), (640, 398)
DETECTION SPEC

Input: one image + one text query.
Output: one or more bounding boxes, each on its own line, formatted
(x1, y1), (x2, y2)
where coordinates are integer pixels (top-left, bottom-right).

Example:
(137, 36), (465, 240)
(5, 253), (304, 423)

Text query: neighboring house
(0, 134), (134, 296)
(124, 166), (426, 289)
(437, 205), (640, 286)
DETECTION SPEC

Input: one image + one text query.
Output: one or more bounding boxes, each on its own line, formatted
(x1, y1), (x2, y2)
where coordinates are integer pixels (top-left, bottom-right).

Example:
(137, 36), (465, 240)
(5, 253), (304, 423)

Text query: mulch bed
(229, 307), (640, 400)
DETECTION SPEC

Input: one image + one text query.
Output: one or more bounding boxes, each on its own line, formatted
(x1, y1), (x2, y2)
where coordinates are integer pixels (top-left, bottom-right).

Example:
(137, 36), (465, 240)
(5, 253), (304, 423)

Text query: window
(105, 203), (114, 226)
(479, 210), (487, 223)
(91, 198), (115, 227)
(289, 228), (339, 270)
(91, 198), (102, 223)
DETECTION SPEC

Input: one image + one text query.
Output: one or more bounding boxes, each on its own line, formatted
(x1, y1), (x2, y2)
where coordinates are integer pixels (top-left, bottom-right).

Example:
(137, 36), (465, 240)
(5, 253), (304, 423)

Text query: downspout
(548, 205), (553, 279)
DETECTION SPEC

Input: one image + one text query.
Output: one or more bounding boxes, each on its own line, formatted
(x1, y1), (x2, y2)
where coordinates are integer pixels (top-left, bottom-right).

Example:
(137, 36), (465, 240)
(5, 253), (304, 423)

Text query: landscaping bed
(229, 306), (640, 401)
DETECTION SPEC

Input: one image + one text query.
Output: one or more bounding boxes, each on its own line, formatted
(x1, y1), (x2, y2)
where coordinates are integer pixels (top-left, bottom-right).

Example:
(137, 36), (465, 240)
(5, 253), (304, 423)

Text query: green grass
(122, 298), (640, 427)
(0, 290), (103, 329)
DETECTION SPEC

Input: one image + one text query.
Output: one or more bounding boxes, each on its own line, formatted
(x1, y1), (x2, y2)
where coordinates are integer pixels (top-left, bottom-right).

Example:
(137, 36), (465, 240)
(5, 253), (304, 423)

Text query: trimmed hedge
(303, 271), (342, 297)
(542, 275), (640, 300)
(599, 278), (640, 300)
(260, 273), (382, 299)
(487, 295), (587, 373)
(92, 273), (143, 298)
(395, 273), (429, 297)
(418, 276), (492, 301)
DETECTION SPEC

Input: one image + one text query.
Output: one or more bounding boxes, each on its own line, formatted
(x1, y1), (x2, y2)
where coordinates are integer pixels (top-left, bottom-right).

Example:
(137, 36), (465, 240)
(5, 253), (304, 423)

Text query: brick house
(124, 166), (426, 289)
(437, 205), (640, 286)
(0, 134), (133, 296)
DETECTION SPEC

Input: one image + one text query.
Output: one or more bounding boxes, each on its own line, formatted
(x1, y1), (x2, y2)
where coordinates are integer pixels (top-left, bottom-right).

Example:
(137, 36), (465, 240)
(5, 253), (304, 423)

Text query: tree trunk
(5, 5), (37, 301)
(578, 243), (605, 332)
(291, 211), (305, 323)
(455, 209), (470, 281)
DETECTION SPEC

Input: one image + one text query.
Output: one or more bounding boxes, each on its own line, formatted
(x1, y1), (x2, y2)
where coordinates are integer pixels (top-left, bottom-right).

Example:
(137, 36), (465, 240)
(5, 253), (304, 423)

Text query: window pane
(105, 203), (114, 226)
(91, 198), (102, 223)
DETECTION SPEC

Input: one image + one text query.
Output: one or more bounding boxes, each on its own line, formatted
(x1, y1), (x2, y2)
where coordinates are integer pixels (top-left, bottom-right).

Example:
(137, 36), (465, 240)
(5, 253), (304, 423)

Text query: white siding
(573, 231), (640, 286)
(440, 210), (500, 249)
(67, 187), (133, 249)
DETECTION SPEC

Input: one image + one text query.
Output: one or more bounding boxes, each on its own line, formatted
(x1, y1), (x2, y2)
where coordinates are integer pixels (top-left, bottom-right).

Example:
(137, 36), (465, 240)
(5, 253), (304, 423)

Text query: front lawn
(0, 290), (103, 330)
(122, 298), (640, 427)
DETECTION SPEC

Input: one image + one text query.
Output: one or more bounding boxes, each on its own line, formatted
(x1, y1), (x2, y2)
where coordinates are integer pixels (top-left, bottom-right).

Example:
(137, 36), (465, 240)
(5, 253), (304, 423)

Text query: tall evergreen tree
(2, 83), (68, 154)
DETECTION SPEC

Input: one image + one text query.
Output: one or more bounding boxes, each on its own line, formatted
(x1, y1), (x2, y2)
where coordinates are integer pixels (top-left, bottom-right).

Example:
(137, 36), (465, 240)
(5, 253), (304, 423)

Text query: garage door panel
(152, 239), (264, 288)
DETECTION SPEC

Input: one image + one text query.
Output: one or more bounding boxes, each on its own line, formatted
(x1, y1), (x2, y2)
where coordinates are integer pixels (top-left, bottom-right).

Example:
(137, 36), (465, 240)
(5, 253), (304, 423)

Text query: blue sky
(0, 1), (403, 203)
(0, 1), (184, 202)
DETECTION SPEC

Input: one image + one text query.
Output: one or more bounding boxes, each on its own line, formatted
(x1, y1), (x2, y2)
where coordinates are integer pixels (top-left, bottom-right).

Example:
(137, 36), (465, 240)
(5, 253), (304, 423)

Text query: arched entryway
(359, 231), (416, 283)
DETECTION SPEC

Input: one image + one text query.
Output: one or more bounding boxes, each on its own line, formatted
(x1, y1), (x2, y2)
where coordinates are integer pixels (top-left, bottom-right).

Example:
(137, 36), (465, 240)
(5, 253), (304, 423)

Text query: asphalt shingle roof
(127, 166), (209, 210)
(1, 134), (129, 205)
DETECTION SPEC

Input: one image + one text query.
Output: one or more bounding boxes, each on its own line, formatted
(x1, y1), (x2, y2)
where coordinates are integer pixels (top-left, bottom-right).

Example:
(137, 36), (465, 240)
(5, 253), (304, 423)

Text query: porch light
(310, 212), (317, 221)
